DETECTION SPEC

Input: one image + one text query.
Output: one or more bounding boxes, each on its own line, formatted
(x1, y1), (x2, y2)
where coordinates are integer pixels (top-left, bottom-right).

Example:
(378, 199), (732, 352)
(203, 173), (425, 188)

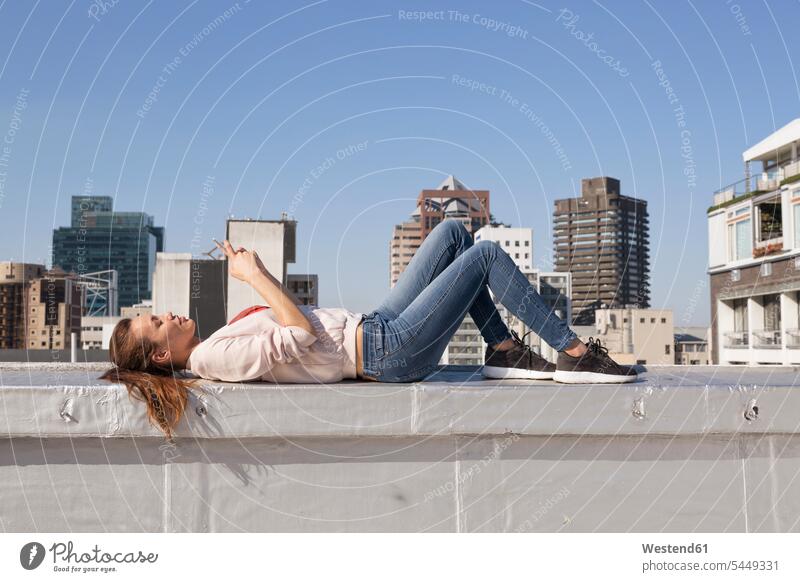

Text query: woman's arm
(218, 240), (316, 336)
(247, 271), (315, 335)
(252, 252), (304, 306)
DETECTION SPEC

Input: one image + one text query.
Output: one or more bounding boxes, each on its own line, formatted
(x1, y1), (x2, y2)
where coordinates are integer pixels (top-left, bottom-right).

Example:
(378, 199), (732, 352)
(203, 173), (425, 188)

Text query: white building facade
(708, 118), (800, 365)
(474, 224), (533, 272)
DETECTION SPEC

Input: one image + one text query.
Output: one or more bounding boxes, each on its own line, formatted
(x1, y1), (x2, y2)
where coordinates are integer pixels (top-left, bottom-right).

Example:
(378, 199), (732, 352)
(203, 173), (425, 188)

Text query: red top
(228, 305), (269, 326)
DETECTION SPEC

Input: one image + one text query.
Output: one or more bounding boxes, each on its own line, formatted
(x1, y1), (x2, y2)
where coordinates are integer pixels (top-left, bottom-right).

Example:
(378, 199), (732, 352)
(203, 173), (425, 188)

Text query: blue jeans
(361, 219), (578, 382)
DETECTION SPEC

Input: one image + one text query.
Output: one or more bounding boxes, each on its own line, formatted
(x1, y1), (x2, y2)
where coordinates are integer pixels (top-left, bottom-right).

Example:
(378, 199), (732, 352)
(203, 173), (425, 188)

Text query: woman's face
(130, 311), (198, 365)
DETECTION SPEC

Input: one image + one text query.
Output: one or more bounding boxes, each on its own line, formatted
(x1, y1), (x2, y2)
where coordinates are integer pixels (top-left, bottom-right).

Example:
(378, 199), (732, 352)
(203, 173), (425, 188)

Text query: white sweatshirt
(186, 305), (364, 384)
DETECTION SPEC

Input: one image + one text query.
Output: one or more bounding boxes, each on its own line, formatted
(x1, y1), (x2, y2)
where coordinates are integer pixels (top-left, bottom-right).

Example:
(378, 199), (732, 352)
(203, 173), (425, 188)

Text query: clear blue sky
(1, 0), (798, 325)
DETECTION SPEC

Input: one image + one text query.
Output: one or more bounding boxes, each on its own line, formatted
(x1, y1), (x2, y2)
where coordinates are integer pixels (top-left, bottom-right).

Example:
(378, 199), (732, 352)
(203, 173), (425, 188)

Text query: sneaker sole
(553, 370), (637, 384)
(482, 365), (554, 380)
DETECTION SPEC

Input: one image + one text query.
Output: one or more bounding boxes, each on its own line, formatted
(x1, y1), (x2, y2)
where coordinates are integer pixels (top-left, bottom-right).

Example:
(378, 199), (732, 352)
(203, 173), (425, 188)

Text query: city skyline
(2, 1), (800, 325)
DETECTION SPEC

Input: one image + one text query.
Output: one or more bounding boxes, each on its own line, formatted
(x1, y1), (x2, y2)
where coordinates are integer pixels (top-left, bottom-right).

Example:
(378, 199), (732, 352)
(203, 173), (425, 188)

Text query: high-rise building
(390, 175), (491, 287)
(708, 118), (800, 365)
(26, 269), (82, 350)
(553, 177), (650, 325)
(390, 220), (423, 288)
(52, 196), (164, 311)
(0, 262), (45, 349)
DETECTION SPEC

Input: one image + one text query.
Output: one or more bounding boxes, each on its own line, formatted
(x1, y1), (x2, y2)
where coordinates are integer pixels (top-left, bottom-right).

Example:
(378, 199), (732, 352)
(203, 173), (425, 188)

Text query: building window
(794, 203), (800, 248)
(756, 198), (782, 243)
(665, 345), (671, 355)
(650, 318), (655, 323)
(639, 318), (645, 323)
(763, 293), (781, 331)
(733, 298), (748, 333)
(661, 317), (666, 323)
(731, 269), (741, 282)
(728, 219), (752, 261)
(515, 240), (520, 247)
(760, 262), (772, 277)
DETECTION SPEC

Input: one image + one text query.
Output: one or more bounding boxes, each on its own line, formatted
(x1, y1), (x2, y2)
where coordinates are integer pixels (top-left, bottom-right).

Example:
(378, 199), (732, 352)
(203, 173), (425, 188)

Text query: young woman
(101, 219), (636, 438)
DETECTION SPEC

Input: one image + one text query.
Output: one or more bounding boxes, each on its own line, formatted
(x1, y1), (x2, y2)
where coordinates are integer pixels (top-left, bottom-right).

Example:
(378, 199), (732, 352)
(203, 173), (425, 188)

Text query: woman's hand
(216, 239), (262, 283)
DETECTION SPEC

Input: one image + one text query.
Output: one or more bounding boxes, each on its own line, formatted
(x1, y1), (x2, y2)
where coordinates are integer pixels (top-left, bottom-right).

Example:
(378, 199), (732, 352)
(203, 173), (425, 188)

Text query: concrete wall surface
(1, 364), (800, 532)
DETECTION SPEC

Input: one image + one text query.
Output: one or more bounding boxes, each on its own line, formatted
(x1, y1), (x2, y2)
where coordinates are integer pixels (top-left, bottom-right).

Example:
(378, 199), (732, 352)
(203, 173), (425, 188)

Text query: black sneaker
(482, 330), (556, 380)
(553, 337), (638, 384)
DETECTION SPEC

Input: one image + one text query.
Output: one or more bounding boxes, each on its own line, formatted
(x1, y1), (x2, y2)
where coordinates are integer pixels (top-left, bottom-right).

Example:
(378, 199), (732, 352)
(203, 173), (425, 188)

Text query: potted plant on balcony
(753, 242), (784, 258)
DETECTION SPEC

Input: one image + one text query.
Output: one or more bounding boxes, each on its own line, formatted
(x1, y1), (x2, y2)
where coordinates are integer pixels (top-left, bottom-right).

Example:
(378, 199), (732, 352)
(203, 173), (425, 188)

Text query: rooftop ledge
(1, 363), (796, 439)
(4, 363), (800, 532)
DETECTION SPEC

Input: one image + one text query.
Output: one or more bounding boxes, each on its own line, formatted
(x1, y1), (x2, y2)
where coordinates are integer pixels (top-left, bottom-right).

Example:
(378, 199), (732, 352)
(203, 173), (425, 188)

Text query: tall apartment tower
(553, 177), (650, 325)
(0, 262), (45, 348)
(52, 196), (164, 311)
(390, 175), (491, 287)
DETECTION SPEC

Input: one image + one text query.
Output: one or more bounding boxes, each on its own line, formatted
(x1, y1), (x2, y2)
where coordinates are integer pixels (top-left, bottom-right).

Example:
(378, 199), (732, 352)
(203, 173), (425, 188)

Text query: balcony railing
(786, 329), (800, 349)
(713, 177), (751, 207)
(723, 331), (749, 348)
(712, 162), (800, 208)
(753, 329), (782, 349)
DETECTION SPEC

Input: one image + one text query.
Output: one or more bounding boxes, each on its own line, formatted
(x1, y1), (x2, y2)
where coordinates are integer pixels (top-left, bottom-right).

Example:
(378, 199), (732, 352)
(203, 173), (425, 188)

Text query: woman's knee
(475, 239), (500, 254)
(433, 219), (472, 250)
(438, 218), (468, 238)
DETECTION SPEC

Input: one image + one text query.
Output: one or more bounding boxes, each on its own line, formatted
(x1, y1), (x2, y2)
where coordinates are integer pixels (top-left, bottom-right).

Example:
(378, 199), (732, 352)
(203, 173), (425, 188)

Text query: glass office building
(52, 196), (164, 312)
